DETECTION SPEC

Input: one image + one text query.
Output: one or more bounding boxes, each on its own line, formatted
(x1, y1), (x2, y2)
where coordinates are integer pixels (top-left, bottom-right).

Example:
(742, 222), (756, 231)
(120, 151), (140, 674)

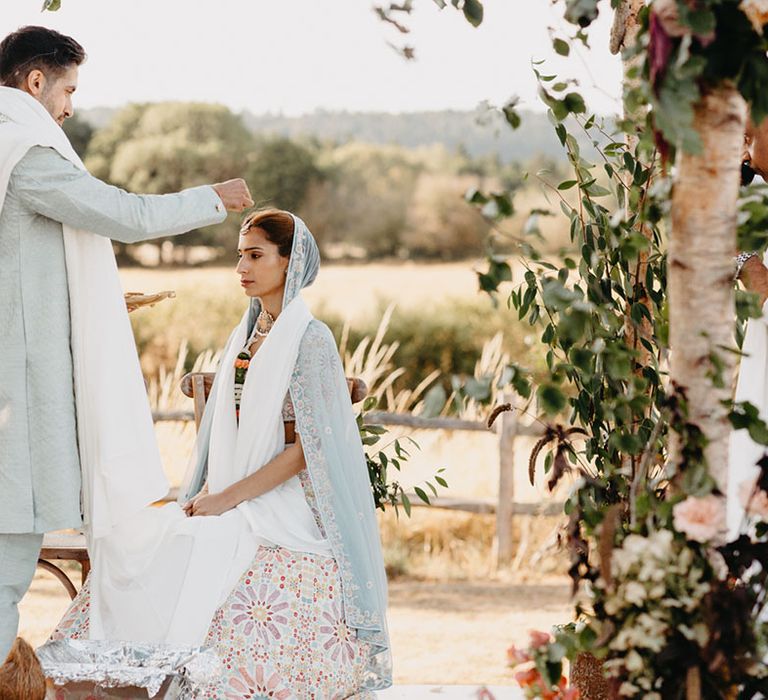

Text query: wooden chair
(39, 372), (368, 599)
(179, 372), (369, 429)
(38, 531), (90, 600)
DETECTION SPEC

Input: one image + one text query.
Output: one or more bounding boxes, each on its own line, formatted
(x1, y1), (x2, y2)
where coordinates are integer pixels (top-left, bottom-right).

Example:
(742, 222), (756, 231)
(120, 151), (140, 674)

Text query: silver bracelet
(735, 251), (759, 280)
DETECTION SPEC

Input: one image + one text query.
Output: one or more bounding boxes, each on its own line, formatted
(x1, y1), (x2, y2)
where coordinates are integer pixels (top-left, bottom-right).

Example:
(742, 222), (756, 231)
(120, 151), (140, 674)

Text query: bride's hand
(184, 490), (236, 517)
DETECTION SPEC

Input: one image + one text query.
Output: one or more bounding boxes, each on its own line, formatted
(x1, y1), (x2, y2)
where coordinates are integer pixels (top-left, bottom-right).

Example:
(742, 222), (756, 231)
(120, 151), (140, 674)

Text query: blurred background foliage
(64, 102), (578, 265)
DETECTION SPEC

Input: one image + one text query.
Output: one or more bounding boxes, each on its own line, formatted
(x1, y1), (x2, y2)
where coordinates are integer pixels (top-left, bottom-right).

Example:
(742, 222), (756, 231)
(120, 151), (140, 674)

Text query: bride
(50, 209), (391, 698)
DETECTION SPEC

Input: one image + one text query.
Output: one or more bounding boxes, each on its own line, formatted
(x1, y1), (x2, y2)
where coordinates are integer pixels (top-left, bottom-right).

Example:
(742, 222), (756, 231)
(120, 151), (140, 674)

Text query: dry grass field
(120, 259), (494, 324)
(18, 261), (576, 688)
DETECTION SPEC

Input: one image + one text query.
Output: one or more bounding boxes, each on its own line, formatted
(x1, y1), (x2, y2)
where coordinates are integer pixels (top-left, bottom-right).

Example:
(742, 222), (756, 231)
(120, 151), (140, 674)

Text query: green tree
(304, 143), (421, 258)
(86, 102), (254, 262)
(246, 137), (323, 213)
(401, 173), (489, 259)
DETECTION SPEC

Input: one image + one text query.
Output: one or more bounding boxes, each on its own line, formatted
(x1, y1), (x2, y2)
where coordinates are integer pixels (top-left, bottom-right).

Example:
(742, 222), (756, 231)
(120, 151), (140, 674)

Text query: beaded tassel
(234, 350), (251, 421)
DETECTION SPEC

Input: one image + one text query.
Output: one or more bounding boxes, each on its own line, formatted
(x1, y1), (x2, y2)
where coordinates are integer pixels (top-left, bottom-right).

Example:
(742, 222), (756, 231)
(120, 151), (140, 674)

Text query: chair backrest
(180, 372), (368, 431)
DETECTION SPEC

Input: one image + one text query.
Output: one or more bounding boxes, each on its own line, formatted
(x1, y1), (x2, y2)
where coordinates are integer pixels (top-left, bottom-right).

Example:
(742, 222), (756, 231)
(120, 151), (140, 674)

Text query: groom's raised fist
(212, 179), (254, 213)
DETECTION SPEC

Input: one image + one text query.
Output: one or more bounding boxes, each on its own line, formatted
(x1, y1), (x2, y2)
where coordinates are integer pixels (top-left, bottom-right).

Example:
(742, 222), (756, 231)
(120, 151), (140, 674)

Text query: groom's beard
(39, 85), (68, 126)
(742, 161), (757, 186)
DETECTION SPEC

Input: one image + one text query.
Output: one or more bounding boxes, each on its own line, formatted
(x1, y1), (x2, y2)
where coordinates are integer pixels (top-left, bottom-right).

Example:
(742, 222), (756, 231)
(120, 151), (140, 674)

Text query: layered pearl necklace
(234, 306), (275, 420)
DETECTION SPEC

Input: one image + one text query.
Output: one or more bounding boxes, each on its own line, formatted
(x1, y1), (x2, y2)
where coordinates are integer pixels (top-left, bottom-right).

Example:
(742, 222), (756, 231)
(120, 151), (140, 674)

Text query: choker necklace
(254, 307), (275, 338)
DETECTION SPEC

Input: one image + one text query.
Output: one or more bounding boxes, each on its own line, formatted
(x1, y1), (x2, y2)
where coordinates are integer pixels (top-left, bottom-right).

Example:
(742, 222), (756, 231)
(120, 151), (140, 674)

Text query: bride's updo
(240, 208), (295, 258)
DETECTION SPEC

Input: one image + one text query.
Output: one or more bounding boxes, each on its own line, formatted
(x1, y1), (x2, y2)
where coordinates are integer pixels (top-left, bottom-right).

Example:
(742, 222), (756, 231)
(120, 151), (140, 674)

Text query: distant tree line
(63, 102), (566, 265)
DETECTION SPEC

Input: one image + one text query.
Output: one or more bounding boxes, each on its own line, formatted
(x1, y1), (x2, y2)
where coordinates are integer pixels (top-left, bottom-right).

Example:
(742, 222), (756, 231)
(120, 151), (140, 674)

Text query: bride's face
(236, 227), (290, 300)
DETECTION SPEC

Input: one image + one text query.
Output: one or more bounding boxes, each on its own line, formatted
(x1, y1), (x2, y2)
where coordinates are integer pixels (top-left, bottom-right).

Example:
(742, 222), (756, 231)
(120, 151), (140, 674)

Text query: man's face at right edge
(744, 115), (768, 182)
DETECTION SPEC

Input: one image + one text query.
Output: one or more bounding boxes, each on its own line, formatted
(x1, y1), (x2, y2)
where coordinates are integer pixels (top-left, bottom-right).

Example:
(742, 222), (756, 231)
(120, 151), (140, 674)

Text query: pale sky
(4, 0), (622, 116)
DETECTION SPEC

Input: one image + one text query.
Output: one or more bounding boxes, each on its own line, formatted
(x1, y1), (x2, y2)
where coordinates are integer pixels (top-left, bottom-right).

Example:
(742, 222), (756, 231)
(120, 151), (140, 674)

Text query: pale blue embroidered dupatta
(181, 215), (392, 689)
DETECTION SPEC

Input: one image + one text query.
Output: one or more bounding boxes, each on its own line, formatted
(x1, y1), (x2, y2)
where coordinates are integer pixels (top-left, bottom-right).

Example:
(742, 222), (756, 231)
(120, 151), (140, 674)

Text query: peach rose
(672, 495), (727, 544)
(515, 667), (540, 688)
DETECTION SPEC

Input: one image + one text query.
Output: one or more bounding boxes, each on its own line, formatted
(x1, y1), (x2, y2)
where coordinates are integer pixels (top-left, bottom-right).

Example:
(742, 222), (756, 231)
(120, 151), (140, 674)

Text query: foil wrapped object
(37, 639), (219, 697)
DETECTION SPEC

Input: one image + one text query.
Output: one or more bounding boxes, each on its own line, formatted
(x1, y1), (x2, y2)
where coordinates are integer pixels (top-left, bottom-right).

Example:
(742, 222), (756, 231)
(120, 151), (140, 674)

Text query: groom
(0, 25), (253, 659)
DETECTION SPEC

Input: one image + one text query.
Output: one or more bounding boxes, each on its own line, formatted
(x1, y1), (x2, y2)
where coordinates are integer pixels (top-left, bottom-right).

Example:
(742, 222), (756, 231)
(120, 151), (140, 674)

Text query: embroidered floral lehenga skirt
(51, 545), (371, 699)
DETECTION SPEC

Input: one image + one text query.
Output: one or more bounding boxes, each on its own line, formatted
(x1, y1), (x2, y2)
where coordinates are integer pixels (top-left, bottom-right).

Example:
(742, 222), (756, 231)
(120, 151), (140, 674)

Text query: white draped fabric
(89, 295), (331, 645)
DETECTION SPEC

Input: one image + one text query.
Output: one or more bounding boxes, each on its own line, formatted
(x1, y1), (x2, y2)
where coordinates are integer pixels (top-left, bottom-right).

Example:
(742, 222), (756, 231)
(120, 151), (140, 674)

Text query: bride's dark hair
(240, 208), (295, 257)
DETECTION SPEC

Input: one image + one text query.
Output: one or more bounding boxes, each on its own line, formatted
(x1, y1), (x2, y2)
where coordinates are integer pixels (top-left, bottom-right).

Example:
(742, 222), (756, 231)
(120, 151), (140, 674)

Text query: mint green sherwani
(0, 146), (225, 534)
(0, 142), (225, 659)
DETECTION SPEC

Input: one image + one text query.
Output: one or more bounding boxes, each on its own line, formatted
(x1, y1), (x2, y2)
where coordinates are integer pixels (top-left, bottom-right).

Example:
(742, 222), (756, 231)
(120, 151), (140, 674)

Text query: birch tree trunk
(668, 85), (746, 491)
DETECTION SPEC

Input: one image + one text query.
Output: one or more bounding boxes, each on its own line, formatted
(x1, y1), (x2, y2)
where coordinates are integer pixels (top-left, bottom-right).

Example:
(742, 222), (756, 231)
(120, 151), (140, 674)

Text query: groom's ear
(22, 69), (46, 97)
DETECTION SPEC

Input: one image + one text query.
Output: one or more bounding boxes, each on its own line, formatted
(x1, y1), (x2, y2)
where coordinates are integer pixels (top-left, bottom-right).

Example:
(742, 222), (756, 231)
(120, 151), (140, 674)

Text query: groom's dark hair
(0, 26), (85, 88)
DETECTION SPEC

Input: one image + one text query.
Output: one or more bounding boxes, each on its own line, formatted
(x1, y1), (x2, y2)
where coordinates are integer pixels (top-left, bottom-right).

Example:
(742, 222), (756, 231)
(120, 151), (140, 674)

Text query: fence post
(493, 393), (518, 570)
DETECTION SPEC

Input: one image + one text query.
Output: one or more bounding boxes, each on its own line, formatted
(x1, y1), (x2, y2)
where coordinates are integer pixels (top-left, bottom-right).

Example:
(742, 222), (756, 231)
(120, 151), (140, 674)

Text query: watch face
(742, 161), (757, 186)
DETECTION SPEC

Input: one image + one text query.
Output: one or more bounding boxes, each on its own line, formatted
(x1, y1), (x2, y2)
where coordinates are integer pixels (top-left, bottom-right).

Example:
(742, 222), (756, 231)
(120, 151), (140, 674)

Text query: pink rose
(738, 476), (768, 519)
(672, 495), (726, 544)
(529, 630), (551, 649)
(507, 644), (531, 666)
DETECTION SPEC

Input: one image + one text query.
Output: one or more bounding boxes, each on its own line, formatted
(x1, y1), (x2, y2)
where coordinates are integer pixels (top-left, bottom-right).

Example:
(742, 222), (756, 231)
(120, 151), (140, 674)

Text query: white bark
(669, 85), (747, 491)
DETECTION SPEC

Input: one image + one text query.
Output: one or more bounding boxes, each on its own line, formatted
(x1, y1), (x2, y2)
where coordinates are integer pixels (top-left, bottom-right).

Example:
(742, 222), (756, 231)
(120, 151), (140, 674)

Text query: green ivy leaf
(463, 376), (493, 403)
(502, 97), (522, 129)
(538, 383), (567, 416)
(465, 188), (488, 204)
(401, 491), (412, 517)
(414, 486), (431, 504)
(736, 289), (763, 322)
(563, 92), (586, 116)
(462, 0), (484, 27)
(730, 402), (768, 445)
(653, 55), (705, 154)
(422, 384), (448, 419)
(553, 38), (570, 57)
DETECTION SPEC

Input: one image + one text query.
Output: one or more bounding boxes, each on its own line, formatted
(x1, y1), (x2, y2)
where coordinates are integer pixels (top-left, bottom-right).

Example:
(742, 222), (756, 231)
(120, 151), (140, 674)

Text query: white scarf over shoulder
(0, 86), (169, 537)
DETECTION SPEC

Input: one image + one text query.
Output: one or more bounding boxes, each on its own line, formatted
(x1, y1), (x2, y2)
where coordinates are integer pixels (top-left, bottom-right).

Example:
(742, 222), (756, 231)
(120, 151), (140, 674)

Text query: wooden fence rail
(152, 403), (555, 569)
